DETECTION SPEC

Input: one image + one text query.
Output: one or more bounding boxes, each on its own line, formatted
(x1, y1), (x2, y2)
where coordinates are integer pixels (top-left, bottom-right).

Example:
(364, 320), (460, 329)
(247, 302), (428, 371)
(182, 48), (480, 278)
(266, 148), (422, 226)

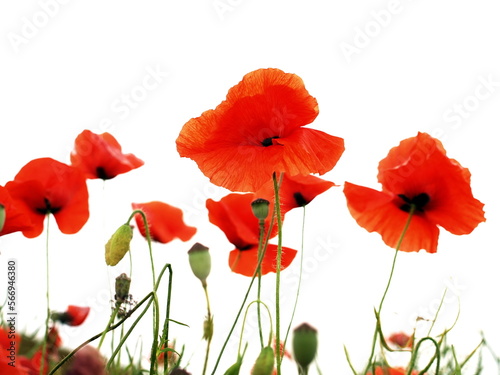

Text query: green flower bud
(251, 198), (270, 220)
(188, 243), (211, 286)
(251, 346), (274, 375)
(0, 204), (5, 233)
(115, 273), (131, 303)
(105, 224), (133, 266)
(292, 323), (318, 372)
(223, 357), (243, 375)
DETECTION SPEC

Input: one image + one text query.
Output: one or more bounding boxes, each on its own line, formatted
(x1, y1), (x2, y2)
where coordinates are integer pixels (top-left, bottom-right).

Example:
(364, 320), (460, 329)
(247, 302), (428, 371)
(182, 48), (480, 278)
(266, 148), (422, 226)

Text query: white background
(1, 1), (500, 373)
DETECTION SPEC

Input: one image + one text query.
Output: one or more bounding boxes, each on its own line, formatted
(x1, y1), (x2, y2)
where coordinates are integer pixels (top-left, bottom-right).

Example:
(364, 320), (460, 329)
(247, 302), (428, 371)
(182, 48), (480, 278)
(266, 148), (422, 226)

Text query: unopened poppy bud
(115, 273), (131, 302)
(188, 243), (211, 286)
(251, 198), (270, 220)
(105, 224), (133, 266)
(292, 323), (318, 371)
(224, 358), (242, 375)
(251, 346), (274, 375)
(203, 314), (214, 341)
(0, 204), (5, 233)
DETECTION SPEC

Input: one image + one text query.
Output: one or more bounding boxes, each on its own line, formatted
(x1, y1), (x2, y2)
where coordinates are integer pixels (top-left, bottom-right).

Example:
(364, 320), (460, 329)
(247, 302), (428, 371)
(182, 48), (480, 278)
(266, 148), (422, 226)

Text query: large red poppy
(71, 130), (144, 180)
(255, 173), (335, 214)
(132, 201), (196, 244)
(207, 193), (297, 276)
(0, 186), (33, 236)
(344, 133), (485, 253)
(176, 68), (345, 192)
(5, 158), (89, 238)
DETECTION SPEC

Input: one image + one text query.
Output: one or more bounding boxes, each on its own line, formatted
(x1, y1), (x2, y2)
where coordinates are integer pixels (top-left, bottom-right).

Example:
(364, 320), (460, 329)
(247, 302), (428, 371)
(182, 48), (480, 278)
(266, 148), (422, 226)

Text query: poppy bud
(250, 346), (274, 375)
(224, 358), (243, 375)
(0, 204), (5, 232)
(115, 273), (131, 303)
(292, 323), (318, 372)
(251, 198), (270, 220)
(105, 224), (133, 266)
(188, 243), (211, 286)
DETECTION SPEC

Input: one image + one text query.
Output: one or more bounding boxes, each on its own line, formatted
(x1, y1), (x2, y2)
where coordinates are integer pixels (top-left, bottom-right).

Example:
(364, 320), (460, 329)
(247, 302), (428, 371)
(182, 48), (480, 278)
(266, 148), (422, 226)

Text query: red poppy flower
(132, 201), (196, 244)
(387, 332), (413, 349)
(207, 193), (297, 276)
(176, 68), (345, 192)
(52, 305), (90, 326)
(0, 186), (33, 236)
(5, 158), (89, 238)
(344, 133), (485, 253)
(255, 173), (336, 214)
(71, 130), (144, 180)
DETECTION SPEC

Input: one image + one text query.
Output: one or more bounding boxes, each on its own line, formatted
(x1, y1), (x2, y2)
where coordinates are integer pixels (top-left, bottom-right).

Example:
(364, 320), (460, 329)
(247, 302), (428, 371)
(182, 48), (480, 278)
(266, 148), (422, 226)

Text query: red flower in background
(176, 68), (344, 192)
(255, 173), (335, 214)
(207, 193), (297, 276)
(368, 367), (419, 375)
(387, 332), (413, 349)
(132, 201), (196, 244)
(71, 130), (144, 180)
(344, 133), (485, 253)
(52, 305), (90, 327)
(0, 186), (33, 236)
(5, 158), (89, 238)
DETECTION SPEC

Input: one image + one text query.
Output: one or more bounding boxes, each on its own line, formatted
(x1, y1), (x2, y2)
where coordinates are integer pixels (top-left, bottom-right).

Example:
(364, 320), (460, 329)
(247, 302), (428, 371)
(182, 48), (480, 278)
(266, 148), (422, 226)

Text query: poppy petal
(228, 244), (297, 277)
(0, 186), (33, 236)
(344, 182), (439, 253)
(132, 201), (196, 244)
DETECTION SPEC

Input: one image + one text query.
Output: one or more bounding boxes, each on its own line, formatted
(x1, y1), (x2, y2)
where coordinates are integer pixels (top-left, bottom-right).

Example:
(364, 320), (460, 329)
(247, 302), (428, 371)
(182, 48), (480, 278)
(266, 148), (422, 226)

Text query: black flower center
(398, 193), (430, 213)
(96, 166), (111, 180)
(293, 192), (308, 207)
(261, 136), (279, 147)
(36, 197), (61, 215)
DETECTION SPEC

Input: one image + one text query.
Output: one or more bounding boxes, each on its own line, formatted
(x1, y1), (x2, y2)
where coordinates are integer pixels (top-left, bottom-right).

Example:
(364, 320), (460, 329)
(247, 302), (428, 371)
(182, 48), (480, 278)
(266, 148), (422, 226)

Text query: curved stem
(127, 209), (155, 286)
(363, 206), (416, 374)
(48, 291), (154, 375)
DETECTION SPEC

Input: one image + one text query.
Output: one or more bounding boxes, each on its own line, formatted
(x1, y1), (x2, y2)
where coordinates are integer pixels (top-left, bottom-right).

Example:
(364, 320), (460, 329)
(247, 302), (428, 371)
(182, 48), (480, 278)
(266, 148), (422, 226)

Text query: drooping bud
(115, 273), (131, 303)
(250, 346), (274, 375)
(292, 323), (318, 372)
(105, 224), (133, 266)
(251, 198), (270, 221)
(0, 204), (5, 233)
(188, 242), (211, 286)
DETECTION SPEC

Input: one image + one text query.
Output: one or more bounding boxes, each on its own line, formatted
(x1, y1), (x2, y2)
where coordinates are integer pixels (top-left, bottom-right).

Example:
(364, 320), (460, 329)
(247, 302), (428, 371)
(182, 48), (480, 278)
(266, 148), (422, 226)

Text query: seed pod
(251, 346), (274, 375)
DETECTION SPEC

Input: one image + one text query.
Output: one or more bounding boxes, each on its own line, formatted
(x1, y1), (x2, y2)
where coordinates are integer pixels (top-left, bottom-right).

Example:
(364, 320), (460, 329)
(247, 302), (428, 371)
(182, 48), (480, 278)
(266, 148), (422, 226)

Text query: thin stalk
(257, 218), (265, 349)
(202, 284), (213, 375)
(40, 215), (50, 375)
(159, 264), (173, 375)
(273, 172), (284, 375)
(363, 206), (416, 375)
(48, 291), (154, 375)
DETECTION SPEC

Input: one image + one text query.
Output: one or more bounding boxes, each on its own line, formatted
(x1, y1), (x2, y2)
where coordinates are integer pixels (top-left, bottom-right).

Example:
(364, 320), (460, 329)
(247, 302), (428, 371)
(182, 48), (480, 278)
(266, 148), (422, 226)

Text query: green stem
(127, 209), (155, 286)
(97, 306), (119, 350)
(273, 172), (284, 375)
(363, 206), (416, 375)
(202, 284), (212, 375)
(40, 215), (50, 375)
(257, 218), (265, 349)
(210, 233), (274, 374)
(48, 291), (154, 375)
(159, 264), (173, 375)
(282, 206), (306, 357)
